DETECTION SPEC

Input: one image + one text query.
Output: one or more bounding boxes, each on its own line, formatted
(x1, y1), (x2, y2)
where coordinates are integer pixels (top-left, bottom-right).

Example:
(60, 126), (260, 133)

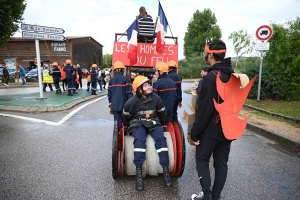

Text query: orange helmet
(132, 75), (149, 92)
(113, 61), (125, 70)
(66, 59), (72, 64)
(155, 61), (169, 73)
(52, 62), (58, 66)
(92, 64), (97, 68)
(168, 60), (177, 69)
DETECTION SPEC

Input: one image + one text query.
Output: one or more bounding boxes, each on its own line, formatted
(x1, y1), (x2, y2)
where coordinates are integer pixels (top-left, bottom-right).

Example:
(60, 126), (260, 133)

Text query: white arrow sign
(21, 24), (65, 34)
(22, 31), (65, 41)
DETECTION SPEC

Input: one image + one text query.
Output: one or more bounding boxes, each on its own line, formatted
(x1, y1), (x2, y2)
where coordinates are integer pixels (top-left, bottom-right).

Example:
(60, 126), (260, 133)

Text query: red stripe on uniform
(153, 88), (177, 92)
(108, 83), (132, 88)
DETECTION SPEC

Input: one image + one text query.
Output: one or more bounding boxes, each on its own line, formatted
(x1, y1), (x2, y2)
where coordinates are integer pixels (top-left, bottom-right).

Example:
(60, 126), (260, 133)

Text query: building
(0, 36), (103, 70)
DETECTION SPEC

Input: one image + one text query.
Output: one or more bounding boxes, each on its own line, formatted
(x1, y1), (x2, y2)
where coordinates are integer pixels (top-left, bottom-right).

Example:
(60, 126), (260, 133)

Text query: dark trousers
(195, 136), (232, 197)
(67, 79), (73, 94)
(87, 81), (91, 90)
(62, 79), (67, 91)
(113, 111), (123, 131)
(54, 78), (61, 92)
(91, 81), (97, 95)
(173, 101), (179, 122)
(79, 76), (82, 88)
(72, 78), (76, 93)
(97, 80), (102, 91)
(43, 83), (53, 91)
(4, 76), (9, 84)
(132, 126), (169, 167)
(166, 109), (174, 124)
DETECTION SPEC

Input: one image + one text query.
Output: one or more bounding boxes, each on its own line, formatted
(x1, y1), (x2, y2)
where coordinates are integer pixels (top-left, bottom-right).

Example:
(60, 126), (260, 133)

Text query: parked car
(0, 68), (16, 81)
(25, 69), (39, 81)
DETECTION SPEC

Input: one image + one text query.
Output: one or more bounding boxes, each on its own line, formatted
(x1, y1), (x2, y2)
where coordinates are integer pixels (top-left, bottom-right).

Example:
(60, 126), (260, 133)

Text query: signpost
(21, 24), (65, 99)
(255, 25), (273, 102)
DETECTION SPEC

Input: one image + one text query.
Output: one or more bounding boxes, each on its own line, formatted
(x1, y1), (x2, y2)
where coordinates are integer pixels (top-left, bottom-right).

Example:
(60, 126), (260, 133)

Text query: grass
(245, 99), (300, 119)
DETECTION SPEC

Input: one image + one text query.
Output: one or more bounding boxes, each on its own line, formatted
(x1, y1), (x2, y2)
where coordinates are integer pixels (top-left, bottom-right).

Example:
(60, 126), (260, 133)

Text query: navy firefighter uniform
(90, 64), (98, 95)
(122, 75), (172, 191)
(108, 61), (133, 129)
(64, 59), (76, 96)
(153, 61), (177, 124)
(167, 60), (182, 122)
(51, 62), (62, 94)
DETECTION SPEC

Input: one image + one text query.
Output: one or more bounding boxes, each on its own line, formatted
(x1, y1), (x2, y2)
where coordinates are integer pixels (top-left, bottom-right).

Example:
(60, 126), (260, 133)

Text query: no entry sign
(256, 25), (273, 41)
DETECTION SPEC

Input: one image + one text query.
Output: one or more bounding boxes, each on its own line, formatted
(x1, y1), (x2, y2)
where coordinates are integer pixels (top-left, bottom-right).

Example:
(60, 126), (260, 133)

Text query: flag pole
(158, 1), (176, 44)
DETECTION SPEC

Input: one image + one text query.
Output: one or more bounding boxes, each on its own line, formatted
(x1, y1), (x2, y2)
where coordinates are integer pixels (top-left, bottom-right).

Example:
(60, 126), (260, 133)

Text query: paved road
(0, 83), (299, 199)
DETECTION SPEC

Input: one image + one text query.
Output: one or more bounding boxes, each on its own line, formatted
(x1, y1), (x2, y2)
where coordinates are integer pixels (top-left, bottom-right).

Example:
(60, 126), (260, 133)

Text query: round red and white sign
(256, 25), (273, 41)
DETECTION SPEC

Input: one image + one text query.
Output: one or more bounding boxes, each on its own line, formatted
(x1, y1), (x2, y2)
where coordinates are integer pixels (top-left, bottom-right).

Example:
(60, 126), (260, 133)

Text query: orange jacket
(58, 66), (66, 80)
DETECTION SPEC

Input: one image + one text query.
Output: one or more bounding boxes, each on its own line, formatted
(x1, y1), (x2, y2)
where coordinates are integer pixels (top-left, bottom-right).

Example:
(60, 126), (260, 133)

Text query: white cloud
(15, 0), (300, 59)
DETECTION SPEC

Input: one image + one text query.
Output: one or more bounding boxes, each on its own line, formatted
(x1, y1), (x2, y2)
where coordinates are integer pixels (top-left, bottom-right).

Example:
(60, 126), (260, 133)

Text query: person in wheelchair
(122, 75), (172, 191)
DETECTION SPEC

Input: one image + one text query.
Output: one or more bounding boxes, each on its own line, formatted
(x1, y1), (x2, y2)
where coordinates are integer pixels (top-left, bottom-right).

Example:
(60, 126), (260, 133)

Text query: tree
(228, 29), (255, 69)
(183, 8), (222, 59)
(103, 54), (112, 68)
(0, 0), (27, 46)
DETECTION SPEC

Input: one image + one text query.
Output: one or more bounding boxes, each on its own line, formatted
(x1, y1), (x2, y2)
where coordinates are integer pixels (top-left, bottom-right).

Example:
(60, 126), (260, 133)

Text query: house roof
(9, 36), (103, 47)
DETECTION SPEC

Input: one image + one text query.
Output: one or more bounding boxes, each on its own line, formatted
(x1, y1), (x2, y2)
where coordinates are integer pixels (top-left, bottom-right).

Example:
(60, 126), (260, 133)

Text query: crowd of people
(30, 59), (110, 96)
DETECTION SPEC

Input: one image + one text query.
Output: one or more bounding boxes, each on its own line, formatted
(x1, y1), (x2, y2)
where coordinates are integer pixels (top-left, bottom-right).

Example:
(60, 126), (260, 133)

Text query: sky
(14, 0), (300, 59)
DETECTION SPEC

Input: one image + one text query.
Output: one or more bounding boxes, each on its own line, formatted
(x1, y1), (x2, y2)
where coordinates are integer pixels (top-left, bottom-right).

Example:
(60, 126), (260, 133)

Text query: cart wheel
(173, 121), (186, 178)
(112, 121), (119, 179)
(167, 122), (177, 177)
(121, 124), (125, 177)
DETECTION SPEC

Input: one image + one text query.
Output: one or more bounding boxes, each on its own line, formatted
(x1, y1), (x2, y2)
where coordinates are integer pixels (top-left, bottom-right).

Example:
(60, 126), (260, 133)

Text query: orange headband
(205, 44), (226, 53)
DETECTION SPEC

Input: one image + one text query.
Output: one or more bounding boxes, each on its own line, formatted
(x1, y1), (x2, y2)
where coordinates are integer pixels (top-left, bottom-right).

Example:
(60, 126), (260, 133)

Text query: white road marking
(0, 96), (107, 125)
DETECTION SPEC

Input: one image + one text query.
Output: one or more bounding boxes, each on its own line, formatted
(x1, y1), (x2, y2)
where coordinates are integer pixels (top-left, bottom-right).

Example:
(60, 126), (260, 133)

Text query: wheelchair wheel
(173, 121), (186, 178)
(167, 122), (177, 177)
(112, 121), (119, 179)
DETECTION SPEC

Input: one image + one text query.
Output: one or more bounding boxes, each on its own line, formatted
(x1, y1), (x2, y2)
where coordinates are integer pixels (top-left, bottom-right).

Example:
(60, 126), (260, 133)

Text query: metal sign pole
(35, 39), (44, 99)
(257, 50), (264, 101)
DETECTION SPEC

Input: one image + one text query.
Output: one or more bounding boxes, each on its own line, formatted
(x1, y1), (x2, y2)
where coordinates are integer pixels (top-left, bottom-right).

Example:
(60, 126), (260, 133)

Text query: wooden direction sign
(22, 31), (65, 41)
(21, 24), (65, 34)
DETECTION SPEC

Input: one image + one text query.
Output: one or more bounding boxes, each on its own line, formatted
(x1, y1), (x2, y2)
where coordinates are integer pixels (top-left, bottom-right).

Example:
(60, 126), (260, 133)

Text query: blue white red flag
(127, 20), (138, 66)
(156, 2), (169, 54)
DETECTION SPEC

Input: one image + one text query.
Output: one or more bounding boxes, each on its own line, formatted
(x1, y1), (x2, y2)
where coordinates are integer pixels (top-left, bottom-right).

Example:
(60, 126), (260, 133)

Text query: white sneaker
(191, 192), (204, 199)
(4, 84), (8, 86)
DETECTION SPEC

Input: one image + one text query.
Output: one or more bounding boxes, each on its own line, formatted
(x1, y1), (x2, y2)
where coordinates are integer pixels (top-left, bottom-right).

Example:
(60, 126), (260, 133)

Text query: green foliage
(178, 54), (206, 79)
(228, 29), (255, 57)
(183, 8), (222, 59)
(0, 0), (27, 46)
(261, 17), (300, 100)
(103, 53), (112, 66)
(242, 64), (292, 100)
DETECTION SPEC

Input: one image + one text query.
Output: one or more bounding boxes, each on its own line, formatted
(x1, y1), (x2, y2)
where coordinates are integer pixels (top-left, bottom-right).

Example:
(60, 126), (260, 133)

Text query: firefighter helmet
(52, 62), (58, 66)
(132, 75), (149, 92)
(167, 60), (177, 69)
(155, 61), (169, 73)
(113, 61), (125, 69)
(92, 64), (97, 68)
(66, 59), (72, 64)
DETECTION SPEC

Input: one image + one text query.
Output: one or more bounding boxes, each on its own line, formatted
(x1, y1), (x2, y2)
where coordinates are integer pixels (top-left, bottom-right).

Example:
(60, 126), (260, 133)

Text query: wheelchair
(112, 121), (186, 179)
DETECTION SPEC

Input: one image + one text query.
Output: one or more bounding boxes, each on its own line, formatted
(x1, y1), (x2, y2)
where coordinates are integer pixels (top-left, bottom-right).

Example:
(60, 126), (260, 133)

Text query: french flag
(156, 2), (169, 54)
(127, 20), (138, 66)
